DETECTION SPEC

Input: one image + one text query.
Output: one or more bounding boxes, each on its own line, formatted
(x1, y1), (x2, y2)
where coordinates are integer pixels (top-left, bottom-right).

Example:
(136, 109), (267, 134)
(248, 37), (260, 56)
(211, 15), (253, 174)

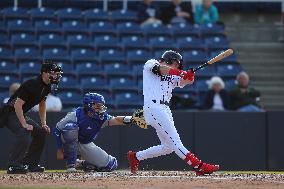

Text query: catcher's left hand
(131, 109), (148, 129)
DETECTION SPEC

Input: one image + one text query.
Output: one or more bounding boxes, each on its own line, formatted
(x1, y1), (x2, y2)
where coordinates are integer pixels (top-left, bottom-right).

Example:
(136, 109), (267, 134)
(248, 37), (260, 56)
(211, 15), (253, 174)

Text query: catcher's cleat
(194, 163), (219, 176)
(184, 152), (219, 176)
(127, 151), (139, 174)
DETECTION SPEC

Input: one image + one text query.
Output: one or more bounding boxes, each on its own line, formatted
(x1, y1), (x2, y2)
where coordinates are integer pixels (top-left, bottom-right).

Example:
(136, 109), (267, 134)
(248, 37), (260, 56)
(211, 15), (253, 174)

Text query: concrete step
(250, 81), (284, 87)
(220, 13), (281, 25)
(238, 57), (284, 63)
(244, 67), (284, 73)
(255, 87), (284, 95)
(231, 42), (284, 52)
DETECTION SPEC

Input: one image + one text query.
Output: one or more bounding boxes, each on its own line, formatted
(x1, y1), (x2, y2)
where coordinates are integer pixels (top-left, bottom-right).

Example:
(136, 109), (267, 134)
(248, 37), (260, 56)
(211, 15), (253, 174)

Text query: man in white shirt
(127, 50), (219, 175)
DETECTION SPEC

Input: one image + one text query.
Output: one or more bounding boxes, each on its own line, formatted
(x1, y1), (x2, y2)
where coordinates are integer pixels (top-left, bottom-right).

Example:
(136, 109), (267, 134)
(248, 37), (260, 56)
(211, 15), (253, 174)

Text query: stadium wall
(0, 111), (283, 171)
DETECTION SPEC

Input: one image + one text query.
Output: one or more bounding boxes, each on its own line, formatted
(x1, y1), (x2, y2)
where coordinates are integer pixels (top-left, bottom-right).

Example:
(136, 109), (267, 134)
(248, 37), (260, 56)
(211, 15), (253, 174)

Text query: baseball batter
(128, 50), (219, 175)
(54, 92), (133, 172)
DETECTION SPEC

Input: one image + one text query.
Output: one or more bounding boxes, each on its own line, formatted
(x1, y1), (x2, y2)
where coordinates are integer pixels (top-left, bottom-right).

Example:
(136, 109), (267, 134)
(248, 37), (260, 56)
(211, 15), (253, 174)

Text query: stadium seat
(210, 50), (238, 63)
(194, 66), (216, 78)
(204, 36), (230, 51)
(149, 36), (176, 51)
(67, 34), (92, 49)
(109, 77), (137, 92)
(84, 8), (109, 23)
(71, 48), (97, 62)
(176, 36), (206, 51)
(217, 64), (242, 77)
(141, 23), (172, 37)
(0, 46), (13, 59)
(89, 21), (116, 36)
(15, 47), (41, 61)
(170, 22), (200, 37)
(115, 92), (143, 109)
(62, 20), (88, 35)
(30, 7), (56, 21)
(39, 33), (66, 49)
(94, 35), (120, 50)
(0, 73), (20, 88)
(132, 64), (144, 79)
(0, 60), (17, 74)
(57, 62), (74, 73)
(110, 10), (137, 23)
(43, 48), (69, 61)
(116, 22), (143, 37)
(59, 75), (79, 90)
(126, 49), (151, 64)
(80, 75), (107, 90)
(0, 33), (9, 47)
(35, 20), (61, 34)
(1, 7), (29, 21)
(57, 91), (82, 108)
(104, 63), (130, 77)
(200, 23), (225, 38)
(7, 19), (34, 34)
(224, 79), (237, 90)
(56, 8), (82, 22)
(99, 49), (125, 63)
(0, 91), (9, 102)
(19, 61), (42, 74)
(121, 35), (148, 50)
(195, 79), (210, 92)
(11, 33), (37, 48)
(21, 73), (38, 82)
(75, 61), (102, 75)
(182, 50), (208, 65)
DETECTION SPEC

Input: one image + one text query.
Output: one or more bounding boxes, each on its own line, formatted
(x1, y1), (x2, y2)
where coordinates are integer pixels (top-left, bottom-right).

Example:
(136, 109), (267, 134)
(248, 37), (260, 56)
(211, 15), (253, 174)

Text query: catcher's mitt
(131, 109), (148, 129)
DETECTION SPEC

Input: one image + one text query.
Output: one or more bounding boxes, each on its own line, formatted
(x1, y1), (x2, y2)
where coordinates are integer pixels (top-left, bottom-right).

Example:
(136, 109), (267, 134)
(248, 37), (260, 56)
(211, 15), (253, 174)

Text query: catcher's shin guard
(184, 152), (219, 176)
(127, 151), (139, 174)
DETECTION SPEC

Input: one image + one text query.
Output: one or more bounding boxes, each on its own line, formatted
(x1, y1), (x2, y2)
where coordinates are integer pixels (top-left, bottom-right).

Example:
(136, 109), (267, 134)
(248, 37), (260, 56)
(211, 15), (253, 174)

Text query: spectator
(33, 93), (62, 112)
(229, 71), (263, 112)
(202, 76), (230, 111)
(137, 0), (162, 26)
(194, 0), (219, 24)
(3, 83), (21, 103)
(161, 0), (193, 24)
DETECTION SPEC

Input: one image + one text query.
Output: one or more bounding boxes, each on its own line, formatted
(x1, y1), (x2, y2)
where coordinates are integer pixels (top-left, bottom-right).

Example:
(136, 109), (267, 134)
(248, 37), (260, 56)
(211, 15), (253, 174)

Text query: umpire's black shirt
(7, 76), (51, 113)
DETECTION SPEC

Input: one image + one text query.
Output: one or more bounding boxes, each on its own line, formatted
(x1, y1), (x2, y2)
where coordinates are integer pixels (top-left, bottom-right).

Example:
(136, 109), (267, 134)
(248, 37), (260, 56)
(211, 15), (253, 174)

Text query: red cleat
(194, 163), (219, 176)
(127, 151), (139, 174)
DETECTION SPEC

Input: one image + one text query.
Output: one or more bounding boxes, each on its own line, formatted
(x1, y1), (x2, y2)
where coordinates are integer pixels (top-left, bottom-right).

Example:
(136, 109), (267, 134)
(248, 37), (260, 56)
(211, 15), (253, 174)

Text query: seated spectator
(161, 0), (193, 24)
(137, 0), (162, 26)
(229, 71), (263, 112)
(202, 76), (230, 111)
(33, 93), (62, 112)
(194, 0), (219, 24)
(3, 83), (21, 103)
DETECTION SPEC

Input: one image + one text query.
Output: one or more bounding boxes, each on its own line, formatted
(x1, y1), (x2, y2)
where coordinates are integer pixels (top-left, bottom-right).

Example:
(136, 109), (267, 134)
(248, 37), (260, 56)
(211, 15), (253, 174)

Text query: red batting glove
(183, 69), (195, 81)
(169, 68), (187, 78)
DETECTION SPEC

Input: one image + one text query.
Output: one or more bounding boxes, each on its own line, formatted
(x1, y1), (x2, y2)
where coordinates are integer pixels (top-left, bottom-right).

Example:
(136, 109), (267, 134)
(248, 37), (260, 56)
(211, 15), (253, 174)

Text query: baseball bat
(192, 49), (234, 72)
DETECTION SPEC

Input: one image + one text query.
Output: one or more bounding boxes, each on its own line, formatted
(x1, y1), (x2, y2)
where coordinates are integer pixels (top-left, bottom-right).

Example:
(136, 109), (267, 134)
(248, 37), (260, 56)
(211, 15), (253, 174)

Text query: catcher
(53, 92), (140, 172)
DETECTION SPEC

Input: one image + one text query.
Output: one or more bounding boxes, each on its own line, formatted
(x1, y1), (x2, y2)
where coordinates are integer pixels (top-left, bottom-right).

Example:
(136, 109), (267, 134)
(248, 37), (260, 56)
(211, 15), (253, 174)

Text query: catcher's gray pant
(136, 105), (192, 165)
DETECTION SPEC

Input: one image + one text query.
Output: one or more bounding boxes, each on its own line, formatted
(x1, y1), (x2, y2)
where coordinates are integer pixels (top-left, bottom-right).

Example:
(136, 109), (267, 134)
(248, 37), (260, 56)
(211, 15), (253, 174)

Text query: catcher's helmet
(41, 60), (63, 85)
(83, 92), (107, 120)
(160, 50), (183, 69)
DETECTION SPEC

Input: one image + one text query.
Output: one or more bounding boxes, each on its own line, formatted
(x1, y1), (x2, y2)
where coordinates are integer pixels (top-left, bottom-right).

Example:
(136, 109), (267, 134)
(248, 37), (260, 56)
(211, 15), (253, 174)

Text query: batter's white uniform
(135, 59), (192, 164)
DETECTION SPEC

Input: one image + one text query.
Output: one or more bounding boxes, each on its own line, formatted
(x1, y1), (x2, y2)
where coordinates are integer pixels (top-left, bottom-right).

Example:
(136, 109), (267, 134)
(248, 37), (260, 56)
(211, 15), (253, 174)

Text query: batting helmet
(160, 50), (183, 69)
(83, 92), (107, 120)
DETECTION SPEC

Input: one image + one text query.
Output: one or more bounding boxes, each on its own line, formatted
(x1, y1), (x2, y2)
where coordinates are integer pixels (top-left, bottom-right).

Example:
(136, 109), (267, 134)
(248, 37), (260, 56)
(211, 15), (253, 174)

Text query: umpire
(0, 61), (62, 174)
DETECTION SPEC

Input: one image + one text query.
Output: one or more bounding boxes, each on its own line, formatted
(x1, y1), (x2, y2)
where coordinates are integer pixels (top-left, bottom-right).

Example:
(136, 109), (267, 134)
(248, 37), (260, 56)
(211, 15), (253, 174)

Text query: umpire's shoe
(127, 151), (139, 174)
(7, 165), (28, 174)
(26, 164), (45, 172)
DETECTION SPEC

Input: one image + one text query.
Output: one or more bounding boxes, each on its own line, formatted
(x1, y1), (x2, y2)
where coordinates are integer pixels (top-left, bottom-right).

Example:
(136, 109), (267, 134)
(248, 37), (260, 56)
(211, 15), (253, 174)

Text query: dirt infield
(1, 171), (284, 189)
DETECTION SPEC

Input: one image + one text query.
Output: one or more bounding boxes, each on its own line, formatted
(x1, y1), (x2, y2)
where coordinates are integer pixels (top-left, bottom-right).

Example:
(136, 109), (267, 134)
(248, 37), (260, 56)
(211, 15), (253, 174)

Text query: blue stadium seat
(116, 22), (143, 37)
(204, 36), (230, 51)
(99, 49), (125, 63)
(174, 85), (197, 94)
(75, 61), (102, 74)
(11, 33), (37, 48)
(109, 77), (137, 91)
(57, 62), (74, 73)
(0, 91), (9, 102)
(19, 61), (42, 74)
(153, 50), (164, 59)
(126, 49), (151, 64)
(104, 63), (130, 77)
(0, 73), (19, 88)
(7, 19), (34, 34)
(57, 91), (82, 108)
(194, 66), (216, 78)
(30, 7), (56, 21)
(67, 34), (92, 49)
(84, 9), (109, 23)
(43, 48), (69, 61)
(2, 7), (29, 20)
(217, 64), (242, 77)
(121, 35), (148, 50)
(224, 79), (237, 90)
(170, 23), (200, 37)
(132, 64), (144, 79)
(39, 33), (66, 49)
(94, 35), (120, 50)
(80, 75), (107, 90)
(71, 48), (97, 62)
(195, 79), (210, 92)
(0, 46), (13, 59)
(115, 92), (142, 109)
(15, 47), (41, 61)
(35, 20), (61, 34)
(62, 20), (88, 35)
(210, 50), (238, 63)
(21, 73), (38, 82)
(0, 33), (10, 46)
(200, 23), (225, 38)
(177, 36), (206, 51)
(149, 36), (176, 51)
(110, 10), (137, 23)
(141, 23), (172, 37)
(59, 75), (79, 90)
(182, 50), (208, 65)
(0, 60), (17, 74)
(90, 21), (116, 36)
(56, 8), (82, 21)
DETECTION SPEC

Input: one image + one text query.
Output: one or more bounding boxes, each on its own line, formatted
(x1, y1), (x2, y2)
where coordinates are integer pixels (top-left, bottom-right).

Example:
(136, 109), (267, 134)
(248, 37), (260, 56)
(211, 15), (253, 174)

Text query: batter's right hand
(24, 124), (33, 131)
(57, 149), (64, 160)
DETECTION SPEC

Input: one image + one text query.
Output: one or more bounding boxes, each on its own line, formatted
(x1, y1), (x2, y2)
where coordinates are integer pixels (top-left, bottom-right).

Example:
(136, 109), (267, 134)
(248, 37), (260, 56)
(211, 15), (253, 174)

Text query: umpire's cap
(160, 50), (183, 69)
(41, 60), (62, 73)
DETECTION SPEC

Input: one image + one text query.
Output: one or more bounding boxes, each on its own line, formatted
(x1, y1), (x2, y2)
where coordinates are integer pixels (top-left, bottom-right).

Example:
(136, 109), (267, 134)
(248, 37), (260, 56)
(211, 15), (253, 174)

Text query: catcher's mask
(160, 50), (183, 70)
(41, 60), (63, 91)
(83, 92), (107, 120)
